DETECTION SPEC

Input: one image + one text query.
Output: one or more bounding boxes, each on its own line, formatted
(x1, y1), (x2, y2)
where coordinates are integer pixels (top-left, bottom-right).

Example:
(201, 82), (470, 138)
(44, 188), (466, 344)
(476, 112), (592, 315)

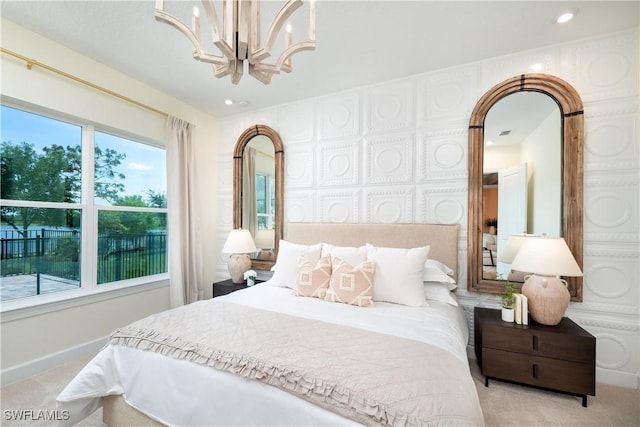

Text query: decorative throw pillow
(293, 255), (332, 299)
(325, 257), (375, 307)
(366, 243), (430, 307)
(269, 240), (322, 288)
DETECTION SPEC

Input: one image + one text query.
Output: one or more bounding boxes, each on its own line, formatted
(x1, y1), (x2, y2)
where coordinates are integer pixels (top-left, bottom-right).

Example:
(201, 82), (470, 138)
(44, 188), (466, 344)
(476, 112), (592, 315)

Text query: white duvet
(57, 282), (473, 426)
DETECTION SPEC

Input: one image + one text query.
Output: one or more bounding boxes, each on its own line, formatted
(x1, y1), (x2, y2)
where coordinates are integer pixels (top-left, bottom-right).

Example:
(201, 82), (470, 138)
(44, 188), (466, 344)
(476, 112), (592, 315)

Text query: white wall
(0, 19), (220, 375)
(215, 28), (640, 388)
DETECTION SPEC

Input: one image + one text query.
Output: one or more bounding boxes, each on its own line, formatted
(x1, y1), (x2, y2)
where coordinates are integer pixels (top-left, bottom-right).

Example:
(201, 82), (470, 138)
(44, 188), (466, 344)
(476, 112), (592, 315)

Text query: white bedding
(57, 282), (474, 426)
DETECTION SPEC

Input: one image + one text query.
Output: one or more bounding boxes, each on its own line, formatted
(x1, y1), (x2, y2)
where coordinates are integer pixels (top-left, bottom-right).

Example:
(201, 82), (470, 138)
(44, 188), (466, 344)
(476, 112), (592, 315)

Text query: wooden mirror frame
(468, 73), (584, 301)
(233, 125), (284, 270)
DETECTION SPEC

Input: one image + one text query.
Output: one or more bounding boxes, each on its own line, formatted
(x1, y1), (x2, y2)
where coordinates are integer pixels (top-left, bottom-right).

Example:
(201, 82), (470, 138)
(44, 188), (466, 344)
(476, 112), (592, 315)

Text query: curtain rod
(1, 47), (169, 118)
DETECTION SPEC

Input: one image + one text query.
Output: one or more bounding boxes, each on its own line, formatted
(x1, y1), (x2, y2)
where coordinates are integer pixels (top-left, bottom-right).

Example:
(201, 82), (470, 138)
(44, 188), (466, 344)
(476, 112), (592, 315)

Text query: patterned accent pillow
(294, 255), (332, 299)
(325, 257), (375, 307)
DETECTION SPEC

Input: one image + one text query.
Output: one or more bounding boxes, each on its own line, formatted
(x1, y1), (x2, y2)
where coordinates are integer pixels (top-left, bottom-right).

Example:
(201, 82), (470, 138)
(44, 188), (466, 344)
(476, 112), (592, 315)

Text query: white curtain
(166, 116), (203, 307)
(242, 147), (257, 236)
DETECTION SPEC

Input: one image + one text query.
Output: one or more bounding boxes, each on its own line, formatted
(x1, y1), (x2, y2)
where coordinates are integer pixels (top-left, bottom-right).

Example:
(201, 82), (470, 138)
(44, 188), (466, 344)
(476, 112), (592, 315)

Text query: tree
(0, 141), (126, 237)
(98, 195), (161, 234)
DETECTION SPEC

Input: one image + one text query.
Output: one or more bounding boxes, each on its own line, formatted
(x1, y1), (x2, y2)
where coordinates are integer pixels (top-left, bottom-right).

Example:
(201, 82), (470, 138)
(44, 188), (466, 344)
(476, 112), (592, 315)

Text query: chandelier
(154, 0), (316, 84)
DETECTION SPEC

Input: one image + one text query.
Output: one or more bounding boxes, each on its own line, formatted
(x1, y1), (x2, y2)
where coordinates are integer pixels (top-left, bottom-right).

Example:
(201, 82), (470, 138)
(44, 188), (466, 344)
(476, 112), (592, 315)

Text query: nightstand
(212, 278), (266, 297)
(212, 279), (247, 297)
(474, 307), (596, 407)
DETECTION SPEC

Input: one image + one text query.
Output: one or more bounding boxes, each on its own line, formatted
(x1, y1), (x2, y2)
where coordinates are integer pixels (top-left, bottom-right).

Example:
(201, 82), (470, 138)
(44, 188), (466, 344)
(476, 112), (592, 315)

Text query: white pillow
(423, 259), (457, 290)
(321, 244), (367, 266)
(424, 282), (458, 307)
(365, 243), (430, 307)
(270, 240), (322, 288)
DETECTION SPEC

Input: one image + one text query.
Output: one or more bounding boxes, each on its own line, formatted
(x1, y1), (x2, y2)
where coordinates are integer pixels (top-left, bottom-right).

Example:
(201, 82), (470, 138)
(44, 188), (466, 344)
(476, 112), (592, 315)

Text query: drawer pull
(532, 335), (539, 350)
(532, 364), (539, 378)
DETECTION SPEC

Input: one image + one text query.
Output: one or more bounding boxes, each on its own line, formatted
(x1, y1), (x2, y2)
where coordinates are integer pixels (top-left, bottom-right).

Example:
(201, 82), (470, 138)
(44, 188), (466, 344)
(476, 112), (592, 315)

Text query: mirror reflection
(481, 92), (561, 282)
(242, 135), (276, 261)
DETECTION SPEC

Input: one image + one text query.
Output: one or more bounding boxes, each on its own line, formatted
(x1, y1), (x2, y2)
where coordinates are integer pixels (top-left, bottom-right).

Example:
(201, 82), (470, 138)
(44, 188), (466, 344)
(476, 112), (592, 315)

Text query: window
(1, 105), (167, 303)
(255, 173), (275, 230)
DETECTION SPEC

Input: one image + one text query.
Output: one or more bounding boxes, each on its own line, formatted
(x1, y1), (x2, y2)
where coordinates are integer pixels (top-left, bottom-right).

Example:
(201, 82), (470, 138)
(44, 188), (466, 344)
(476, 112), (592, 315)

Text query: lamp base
(228, 254), (251, 284)
(521, 274), (570, 326)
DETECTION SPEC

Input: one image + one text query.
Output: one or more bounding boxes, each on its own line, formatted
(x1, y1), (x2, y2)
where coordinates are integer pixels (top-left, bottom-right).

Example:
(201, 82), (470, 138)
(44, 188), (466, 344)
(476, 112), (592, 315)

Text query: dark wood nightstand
(212, 278), (266, 297)
(212, 279), (247, 297)
(474, 307), (596, 407)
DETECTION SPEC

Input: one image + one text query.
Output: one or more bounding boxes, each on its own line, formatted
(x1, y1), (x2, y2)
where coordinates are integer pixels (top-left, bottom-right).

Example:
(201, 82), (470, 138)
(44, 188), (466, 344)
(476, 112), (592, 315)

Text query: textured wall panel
(573, 32), (639, 102)
(363, 82), (415, 134)
(416, 185), (467, 226)
(318, 190), (360, 223)
(318, 140), (360, 187)
(418, 66), (479, 126)
(284, 144), (315, 189)
(318, 92), (360, 140)
(278, 102), (315, 143)
(364, 187), (413, 223)
(418, 130), (468, 182)
(363, 134), (415, 184)
(285, 191), (316, 223)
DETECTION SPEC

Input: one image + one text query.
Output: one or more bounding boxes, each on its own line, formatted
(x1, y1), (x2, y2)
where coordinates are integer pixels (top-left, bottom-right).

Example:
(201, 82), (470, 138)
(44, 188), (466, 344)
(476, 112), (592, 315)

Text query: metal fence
(1, 228), (167, 291)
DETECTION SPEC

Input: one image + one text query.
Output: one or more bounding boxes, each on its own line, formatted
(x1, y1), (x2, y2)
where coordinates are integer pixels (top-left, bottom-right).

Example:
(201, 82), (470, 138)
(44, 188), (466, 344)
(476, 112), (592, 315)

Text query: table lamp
(222, 229), (257, 283)
(498, 233), (537, 282)
(510, 236), (583, 325)
(254, 229), (275, 260)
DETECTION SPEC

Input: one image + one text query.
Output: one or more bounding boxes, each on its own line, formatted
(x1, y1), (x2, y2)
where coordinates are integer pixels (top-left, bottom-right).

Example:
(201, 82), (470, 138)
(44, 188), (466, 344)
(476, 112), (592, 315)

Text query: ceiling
(1, 1), (638, 118)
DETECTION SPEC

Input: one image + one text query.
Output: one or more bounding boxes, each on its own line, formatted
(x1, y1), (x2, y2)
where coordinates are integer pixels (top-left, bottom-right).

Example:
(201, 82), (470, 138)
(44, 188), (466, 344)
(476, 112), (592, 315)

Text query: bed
(57, 222), (484, 426)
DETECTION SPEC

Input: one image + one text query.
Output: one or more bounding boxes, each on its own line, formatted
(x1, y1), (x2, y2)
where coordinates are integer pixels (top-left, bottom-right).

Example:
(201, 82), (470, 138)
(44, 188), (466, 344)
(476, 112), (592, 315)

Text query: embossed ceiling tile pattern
(363, 187), (413, 224)
(416, 185), (467, 226)
(317, 190), (360, 223)
(363, 82), (415, 134)
(417, 130), (468, 182)
(284, 144), (315, 189)
(285, 191), (316, 224)
(584, 105), (638, 172)
(363, 134), (415, 185)
(318, 140), (360, 187)
(278, 102), (315, 143)
(417, 65), (479, 126)
(317, 92), (361, 140)
(584, 176), (639, 240)
(584, 252), (638, 304)
(572, 32), (639, 103)
(481, 48), (563, 93)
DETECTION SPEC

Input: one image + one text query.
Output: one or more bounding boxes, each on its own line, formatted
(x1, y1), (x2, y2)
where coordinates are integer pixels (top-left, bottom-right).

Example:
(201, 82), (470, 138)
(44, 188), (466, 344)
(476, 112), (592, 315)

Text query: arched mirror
(468, 73), (584, 301)
(233, 125), (284, 270)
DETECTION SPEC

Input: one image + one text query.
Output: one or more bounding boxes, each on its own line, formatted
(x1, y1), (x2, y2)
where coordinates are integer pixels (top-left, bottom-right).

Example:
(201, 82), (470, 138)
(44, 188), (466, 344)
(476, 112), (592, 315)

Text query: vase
(247, 278), (255, 287)
(501, 307), (515, 322)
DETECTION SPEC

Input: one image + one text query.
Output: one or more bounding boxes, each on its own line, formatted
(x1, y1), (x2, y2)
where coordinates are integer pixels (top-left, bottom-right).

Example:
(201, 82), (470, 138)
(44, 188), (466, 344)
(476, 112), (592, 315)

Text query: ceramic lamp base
(228, 254), (251, 284)
(521, 274), (570, 326)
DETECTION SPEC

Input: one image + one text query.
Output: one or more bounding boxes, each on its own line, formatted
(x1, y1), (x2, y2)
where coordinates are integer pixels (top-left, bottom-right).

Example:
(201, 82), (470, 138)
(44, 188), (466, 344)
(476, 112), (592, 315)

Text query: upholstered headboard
(285, 222), (460, 280)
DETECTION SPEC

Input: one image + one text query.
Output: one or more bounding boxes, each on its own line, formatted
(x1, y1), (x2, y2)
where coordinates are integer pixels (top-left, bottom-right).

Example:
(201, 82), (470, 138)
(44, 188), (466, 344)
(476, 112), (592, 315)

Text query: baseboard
(597, 367), (640, 389)
(0, 336), (107, 387)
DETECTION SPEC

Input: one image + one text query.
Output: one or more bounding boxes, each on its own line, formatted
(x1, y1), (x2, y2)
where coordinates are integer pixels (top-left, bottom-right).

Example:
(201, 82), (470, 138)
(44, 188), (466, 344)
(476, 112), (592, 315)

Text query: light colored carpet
(1, 354), (638, 426)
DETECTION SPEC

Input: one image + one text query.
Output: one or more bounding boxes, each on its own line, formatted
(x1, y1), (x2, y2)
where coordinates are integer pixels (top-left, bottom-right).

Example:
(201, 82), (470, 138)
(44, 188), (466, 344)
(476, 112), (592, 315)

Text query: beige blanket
(109, 300), (484, 426)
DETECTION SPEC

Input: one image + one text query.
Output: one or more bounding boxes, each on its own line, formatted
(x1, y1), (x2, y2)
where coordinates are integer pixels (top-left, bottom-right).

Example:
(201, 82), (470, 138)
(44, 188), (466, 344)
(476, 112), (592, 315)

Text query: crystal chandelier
(154, 0), (316, 84)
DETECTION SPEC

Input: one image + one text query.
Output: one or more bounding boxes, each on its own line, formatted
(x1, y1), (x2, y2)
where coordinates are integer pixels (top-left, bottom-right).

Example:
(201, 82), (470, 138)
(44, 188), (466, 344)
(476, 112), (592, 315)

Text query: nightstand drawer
(483, 348), (595, 395)
(483, 324), (595, 363)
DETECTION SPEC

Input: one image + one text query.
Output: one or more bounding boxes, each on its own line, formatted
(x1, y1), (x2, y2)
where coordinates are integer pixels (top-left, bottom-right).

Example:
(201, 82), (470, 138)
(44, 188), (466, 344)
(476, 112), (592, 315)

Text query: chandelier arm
(248, 65), (275, 84)
(274, 40), (316, 69)
(155, 9), (230, 66)
(249, 0), (303, 63)
(199, 0), (234, 59)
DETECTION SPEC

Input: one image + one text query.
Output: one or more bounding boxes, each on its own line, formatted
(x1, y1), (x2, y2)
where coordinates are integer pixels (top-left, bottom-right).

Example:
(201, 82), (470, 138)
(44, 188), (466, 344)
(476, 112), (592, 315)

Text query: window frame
(0, 100), (169, 321)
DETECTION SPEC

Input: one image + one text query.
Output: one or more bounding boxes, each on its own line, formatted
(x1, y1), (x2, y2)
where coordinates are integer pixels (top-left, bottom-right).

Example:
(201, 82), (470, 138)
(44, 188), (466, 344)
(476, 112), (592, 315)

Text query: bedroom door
(496, 162), (527, 278)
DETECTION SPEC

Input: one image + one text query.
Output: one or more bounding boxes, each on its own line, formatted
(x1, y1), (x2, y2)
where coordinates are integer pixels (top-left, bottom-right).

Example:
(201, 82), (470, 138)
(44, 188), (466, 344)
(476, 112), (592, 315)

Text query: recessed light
(530, 63), (543, 72)
(238, 101), (250, 107)
(556, 9), (577, 24)
(224, 99), (234, 105)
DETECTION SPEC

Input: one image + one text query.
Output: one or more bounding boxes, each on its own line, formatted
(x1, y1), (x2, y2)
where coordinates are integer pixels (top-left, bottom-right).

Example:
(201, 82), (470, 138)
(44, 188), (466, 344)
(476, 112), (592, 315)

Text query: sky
(1, 105), (166, 205)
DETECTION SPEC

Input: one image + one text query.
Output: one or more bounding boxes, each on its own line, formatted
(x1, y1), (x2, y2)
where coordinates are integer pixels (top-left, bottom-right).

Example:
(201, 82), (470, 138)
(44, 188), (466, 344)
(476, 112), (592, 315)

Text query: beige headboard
(286, 222), (460, 280)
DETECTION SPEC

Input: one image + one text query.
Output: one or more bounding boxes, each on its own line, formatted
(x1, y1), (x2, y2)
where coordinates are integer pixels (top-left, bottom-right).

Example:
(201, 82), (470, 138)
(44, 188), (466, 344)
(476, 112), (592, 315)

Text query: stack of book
(513, 293), (529, 325)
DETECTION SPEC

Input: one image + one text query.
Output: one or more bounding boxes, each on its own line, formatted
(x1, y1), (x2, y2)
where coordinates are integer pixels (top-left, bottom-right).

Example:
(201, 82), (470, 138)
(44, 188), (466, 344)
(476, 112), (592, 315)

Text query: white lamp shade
(254, 229), (275, 249)
(222, 229), (257, 254)
(511, 236), (583, 277)
(497, 234), (526, 264)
